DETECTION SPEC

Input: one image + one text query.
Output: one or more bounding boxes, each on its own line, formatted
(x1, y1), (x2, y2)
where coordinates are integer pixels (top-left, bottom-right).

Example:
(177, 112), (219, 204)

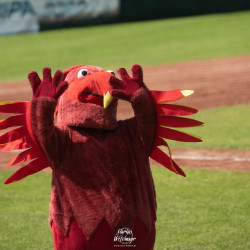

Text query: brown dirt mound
(1, 55), (250, 173)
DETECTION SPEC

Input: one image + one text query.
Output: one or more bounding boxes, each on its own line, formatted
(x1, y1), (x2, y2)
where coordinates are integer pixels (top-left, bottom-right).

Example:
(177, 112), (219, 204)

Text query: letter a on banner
(0, 0), (39, 36)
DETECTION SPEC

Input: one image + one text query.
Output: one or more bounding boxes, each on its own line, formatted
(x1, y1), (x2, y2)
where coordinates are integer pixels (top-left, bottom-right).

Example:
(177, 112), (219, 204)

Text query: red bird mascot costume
(1, 64), (202, 249)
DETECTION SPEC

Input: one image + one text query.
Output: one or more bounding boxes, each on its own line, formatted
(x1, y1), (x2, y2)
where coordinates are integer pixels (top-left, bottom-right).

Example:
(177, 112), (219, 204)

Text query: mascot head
(57, 65), (118, 130)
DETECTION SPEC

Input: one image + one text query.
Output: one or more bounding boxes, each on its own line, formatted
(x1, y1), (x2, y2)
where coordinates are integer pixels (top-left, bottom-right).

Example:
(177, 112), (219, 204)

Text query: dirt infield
(1, 55), (250, 173)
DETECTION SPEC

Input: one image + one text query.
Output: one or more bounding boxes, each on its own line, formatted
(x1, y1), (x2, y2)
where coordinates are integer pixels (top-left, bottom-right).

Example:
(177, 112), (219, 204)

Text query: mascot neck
(57, 93), (118, 130)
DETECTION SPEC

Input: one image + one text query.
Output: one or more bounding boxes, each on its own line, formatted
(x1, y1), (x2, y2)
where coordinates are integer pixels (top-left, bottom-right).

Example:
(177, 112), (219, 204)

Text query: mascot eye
(77, 69), (89, 78)
(107, 70), (115, 76)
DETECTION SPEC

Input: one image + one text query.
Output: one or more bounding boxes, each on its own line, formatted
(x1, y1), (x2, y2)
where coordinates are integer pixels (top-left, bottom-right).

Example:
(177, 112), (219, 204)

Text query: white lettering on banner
(0, 1), (35, 19)
(0, 0), (120, 35)
(0, 0), (39, 35)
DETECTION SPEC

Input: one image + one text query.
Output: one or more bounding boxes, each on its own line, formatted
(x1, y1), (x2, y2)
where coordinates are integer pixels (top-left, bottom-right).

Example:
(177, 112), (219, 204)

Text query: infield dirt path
(1, 55), (250, 172)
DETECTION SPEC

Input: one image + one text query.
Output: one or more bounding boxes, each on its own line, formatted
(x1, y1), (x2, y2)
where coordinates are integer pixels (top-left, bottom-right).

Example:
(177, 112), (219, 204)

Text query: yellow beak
(103, 91), (113, 109)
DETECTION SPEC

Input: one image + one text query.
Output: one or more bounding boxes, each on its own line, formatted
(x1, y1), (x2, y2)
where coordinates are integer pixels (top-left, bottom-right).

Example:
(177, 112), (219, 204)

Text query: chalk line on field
(172, 155), (250, 162)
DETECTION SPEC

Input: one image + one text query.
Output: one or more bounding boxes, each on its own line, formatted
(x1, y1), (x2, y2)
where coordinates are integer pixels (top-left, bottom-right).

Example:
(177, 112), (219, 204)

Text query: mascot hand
(28, 67), (68, 99)
(109, 64), (146, 101)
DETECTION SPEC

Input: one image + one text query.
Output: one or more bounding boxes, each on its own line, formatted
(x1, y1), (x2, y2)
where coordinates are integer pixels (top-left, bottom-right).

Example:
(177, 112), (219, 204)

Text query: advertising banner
(0, 0), (120, 35)
(0, 0), (39, 35)
(31, 0), (120, 24)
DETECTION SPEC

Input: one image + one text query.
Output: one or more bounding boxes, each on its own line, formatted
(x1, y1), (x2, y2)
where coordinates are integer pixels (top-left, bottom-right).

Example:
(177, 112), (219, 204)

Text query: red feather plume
(0, 101), (50, 184)
(149, 89), (203, 176)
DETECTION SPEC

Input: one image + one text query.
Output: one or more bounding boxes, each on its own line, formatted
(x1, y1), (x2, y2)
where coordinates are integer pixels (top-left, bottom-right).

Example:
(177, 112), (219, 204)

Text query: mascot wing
(1, 89), (203, 184)
(149, 89), (203, 177)
(0, 101), (49, 184)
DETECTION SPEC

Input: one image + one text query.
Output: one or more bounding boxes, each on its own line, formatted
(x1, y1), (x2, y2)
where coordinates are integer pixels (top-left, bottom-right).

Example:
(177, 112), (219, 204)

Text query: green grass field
(0, 10), (249, 250)
(0, 10), (249, 150)
(168, 104), (250, 150)
(0, 169), (249, 250)
(0, 11), (250, 82)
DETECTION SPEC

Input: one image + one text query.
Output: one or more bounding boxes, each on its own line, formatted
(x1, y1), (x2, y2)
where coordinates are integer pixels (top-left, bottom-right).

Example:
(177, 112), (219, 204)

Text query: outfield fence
(1, 0), (250, 35)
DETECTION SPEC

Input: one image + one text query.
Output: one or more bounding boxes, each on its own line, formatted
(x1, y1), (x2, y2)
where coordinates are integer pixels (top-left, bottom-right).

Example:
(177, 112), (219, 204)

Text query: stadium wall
(120, 0), (250, 21)
(1, 0), (250, 35)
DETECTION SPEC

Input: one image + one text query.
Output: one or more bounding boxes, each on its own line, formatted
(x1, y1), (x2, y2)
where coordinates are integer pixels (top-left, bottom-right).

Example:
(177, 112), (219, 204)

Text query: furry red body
(30, 65), (157, 249)
(1, 64), (202, 249)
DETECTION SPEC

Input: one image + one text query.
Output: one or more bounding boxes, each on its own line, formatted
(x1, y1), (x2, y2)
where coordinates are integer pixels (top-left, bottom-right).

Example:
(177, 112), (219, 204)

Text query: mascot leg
(52, 220), (88, 250)
(52, 219), (115, 250)
(52, 219), (155, 250)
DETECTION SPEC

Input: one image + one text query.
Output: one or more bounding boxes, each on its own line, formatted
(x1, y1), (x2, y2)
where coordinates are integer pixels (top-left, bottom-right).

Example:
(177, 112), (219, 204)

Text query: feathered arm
(28, 67), (68, 169)
(110, 64), (203, 176)
(110, 64), (157, 156)
(0, 67), (68, 184)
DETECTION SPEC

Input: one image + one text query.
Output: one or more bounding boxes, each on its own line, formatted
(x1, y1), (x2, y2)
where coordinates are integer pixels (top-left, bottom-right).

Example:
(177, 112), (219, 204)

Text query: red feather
(0, 102), (28, 114)
(150, 147), (186, 176)
(0, 114), (26, 129)
(0, 138), (30, 151)
(4, 159), (48, 184)
(157, 104), (198, 116)
(158, 115), (203, 128)
(158, 126), (202, 142)
(0, 127), (28, 144)
(8, 148), (38, 166)
(150, 89), (183, 103)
